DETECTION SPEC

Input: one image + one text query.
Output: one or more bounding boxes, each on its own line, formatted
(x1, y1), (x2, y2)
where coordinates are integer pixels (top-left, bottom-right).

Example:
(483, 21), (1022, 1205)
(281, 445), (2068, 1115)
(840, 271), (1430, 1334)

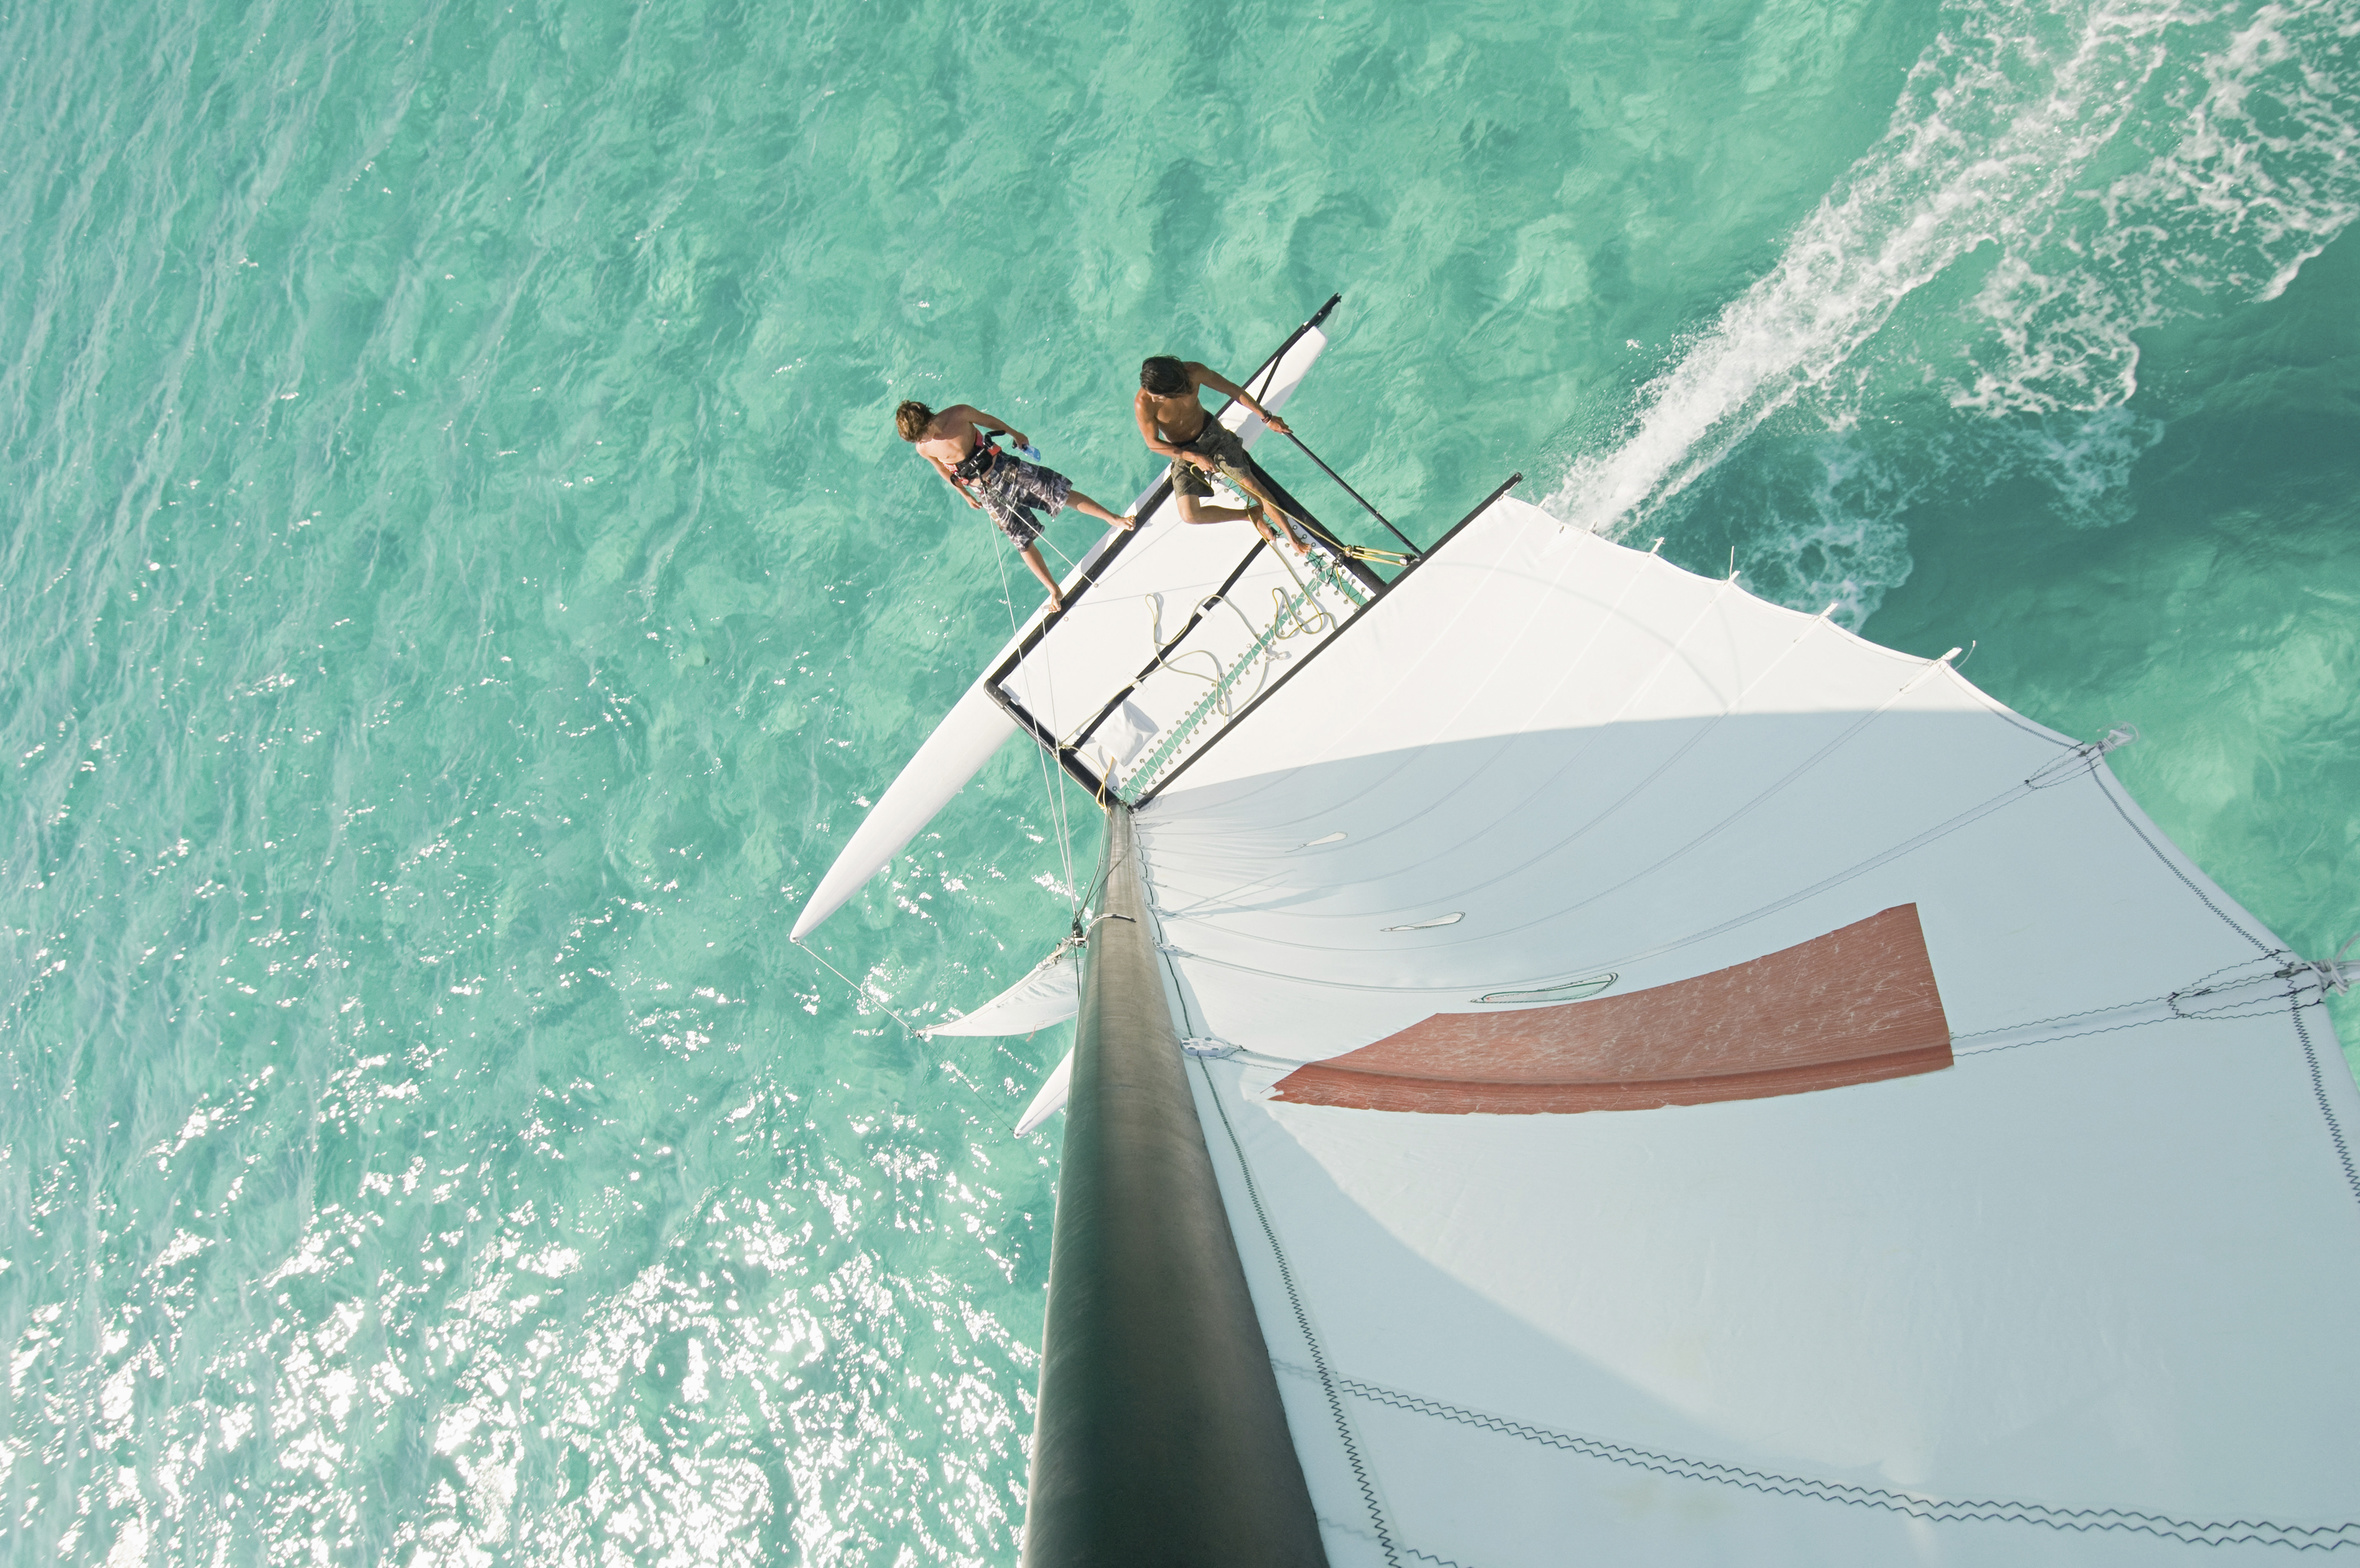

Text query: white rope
(1133, 552), (1341, 734)
(1265, 540), (1344, 636)
(1145, 592), (1232, 695)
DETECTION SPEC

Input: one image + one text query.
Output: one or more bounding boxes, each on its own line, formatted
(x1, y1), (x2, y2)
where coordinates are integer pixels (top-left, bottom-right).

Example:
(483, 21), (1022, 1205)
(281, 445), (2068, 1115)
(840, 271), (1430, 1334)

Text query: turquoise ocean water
(2, 0), (2356, 1561)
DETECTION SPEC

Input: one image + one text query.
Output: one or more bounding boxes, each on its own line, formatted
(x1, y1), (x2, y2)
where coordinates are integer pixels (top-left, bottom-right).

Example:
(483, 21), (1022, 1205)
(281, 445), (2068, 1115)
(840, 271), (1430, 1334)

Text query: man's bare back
(909, 404), (996, 469)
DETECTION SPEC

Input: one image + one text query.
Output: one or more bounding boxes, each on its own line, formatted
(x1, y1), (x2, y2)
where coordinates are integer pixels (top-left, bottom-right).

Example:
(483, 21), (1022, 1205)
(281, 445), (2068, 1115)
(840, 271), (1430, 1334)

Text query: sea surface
(2, 0), (2355, 1562)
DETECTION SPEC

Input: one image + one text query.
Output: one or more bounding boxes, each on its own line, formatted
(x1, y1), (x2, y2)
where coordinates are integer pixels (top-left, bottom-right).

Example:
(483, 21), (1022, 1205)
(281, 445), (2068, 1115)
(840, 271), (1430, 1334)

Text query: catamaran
(794, 298), (2360, 1566)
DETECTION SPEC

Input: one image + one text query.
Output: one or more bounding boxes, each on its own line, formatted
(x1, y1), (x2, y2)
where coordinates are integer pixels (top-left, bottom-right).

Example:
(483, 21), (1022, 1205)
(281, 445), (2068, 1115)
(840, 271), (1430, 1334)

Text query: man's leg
(1174, 491), (1256, 526)
(1170, 455), (1288, 547)
(1017, 543), (1064, 612)
(1215, 462), (1311, 552)
(1066, 490), (1136, 530)
(1175, 489), (1289, 549)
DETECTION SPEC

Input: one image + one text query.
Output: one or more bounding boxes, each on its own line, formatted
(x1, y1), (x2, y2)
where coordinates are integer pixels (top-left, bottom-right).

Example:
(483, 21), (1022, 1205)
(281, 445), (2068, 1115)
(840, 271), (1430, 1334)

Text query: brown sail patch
(1271, 904), (1951, 1114)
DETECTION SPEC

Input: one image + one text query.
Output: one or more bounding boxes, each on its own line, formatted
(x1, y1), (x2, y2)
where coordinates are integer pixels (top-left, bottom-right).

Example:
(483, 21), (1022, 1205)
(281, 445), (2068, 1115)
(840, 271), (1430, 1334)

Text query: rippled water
(2, 0), (2354, 1562)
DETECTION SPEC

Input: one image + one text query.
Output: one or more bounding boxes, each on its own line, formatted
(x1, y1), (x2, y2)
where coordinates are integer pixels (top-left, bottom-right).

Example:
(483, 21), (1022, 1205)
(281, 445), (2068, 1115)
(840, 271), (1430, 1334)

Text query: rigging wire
(791, 936), (926, 1041)
(986, 514), (1083, 924)
(2314, 932), (2358, 996)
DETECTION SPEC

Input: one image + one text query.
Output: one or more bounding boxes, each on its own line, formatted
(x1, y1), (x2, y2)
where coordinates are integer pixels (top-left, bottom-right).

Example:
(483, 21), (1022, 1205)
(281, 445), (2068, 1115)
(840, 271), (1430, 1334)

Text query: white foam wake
(1544, 0), (2360, 540)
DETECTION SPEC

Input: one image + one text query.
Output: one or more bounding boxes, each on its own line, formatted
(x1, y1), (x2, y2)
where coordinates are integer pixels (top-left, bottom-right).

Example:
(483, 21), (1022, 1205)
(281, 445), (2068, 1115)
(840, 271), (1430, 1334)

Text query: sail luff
(1020, 803), (1328, 1568)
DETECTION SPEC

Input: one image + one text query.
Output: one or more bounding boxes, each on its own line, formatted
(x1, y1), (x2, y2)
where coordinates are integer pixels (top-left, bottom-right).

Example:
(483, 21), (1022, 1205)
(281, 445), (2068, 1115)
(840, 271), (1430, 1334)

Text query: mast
(1020, 804), (1328, 1568)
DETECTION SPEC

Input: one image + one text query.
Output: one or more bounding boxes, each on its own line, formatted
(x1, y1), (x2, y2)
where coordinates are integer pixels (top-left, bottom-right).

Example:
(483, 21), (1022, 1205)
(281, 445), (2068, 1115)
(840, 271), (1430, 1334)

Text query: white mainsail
(1131, 492), (2360, 1565)
(801, 313), (2358, 1563)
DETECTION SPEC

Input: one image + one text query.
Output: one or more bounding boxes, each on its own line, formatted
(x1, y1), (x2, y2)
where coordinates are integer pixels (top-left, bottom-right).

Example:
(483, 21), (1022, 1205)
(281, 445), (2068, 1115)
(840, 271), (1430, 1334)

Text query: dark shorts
(1166, 418), (1255, 500)
(973, 456), (1072, 548)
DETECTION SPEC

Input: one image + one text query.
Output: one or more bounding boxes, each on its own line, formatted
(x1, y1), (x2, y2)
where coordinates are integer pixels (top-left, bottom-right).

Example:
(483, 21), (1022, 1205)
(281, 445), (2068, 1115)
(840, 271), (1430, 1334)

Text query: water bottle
(1015, 440), (1044, 464)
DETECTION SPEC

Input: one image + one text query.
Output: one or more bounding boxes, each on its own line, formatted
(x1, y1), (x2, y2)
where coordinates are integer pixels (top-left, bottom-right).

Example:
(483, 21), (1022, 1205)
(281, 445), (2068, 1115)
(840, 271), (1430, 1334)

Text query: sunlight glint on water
(1, 0), (2355, 1563)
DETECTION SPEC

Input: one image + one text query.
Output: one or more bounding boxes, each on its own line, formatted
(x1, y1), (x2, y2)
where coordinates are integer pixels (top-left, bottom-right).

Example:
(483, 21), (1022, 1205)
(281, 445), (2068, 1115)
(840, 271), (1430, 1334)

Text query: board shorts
(1166, 418), (1255, 500)
(972, 456), (1072, 548)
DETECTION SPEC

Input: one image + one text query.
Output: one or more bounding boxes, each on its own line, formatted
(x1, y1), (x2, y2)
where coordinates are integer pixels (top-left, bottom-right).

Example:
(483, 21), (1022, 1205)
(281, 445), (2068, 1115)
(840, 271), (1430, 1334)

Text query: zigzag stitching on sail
(2292, 993), (2360, 1215)
(1979, 697), (2081, 748)
(1276, 1370), (2360, 1549)
(1314, 1515), (1478, 1568)
(1399, 1551), (1473, 1568)
(1196, 1059), (1402, 1568)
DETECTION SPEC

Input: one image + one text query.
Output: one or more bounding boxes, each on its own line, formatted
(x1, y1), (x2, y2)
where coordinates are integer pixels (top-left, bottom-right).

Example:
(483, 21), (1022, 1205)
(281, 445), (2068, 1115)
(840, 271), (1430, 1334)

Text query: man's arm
(1185, 363), (1290, 434)
(957, 404), (1029, 449)
(922, 452), (981, 507)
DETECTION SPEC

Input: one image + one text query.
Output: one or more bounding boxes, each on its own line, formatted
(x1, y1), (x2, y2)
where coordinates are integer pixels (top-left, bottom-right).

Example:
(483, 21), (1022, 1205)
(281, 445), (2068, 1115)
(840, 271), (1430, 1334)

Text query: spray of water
(1544, 0), (2360, 540)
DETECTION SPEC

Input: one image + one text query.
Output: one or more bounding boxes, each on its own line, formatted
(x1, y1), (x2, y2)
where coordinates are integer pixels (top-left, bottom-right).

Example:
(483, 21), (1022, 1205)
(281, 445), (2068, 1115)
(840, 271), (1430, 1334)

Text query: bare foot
(1113, 512), (1138, 532)
(1249, 502), (1309, 553)
(1046, 592), (1064, 614)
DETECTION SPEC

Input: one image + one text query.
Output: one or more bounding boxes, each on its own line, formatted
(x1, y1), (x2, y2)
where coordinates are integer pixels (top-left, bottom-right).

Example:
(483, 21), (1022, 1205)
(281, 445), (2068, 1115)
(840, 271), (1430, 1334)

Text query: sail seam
(1196, 1058), (1403, 1568)
(1955, 963), (2325, 1057)
(1314, 1515), (1477, 1568)
(1287, 1370), (2360, 1549)
(1158, 733), (2290, 996)
(1152, 766), (2040, 984)
(1951, 953), (2292, 1041)
(2292, 992), (2360, 1215)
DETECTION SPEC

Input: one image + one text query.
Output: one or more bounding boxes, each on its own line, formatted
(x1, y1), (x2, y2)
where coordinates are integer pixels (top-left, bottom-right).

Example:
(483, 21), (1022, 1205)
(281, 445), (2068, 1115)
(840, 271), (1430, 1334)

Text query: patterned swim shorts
(1166, 417), (1255, 500)
(974, 456), (1072, 548)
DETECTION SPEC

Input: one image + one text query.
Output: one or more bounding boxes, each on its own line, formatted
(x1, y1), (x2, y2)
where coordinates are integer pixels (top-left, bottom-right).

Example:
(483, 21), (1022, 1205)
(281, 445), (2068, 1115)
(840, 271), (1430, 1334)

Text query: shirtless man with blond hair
(1132, 355), (1306, 552)
(896, 400), (1131, 612)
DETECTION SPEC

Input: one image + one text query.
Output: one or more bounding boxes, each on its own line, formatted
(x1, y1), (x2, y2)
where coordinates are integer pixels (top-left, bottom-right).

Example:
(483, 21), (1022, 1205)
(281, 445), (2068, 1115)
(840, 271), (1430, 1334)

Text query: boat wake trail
(1542, 0), (2360, 543)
